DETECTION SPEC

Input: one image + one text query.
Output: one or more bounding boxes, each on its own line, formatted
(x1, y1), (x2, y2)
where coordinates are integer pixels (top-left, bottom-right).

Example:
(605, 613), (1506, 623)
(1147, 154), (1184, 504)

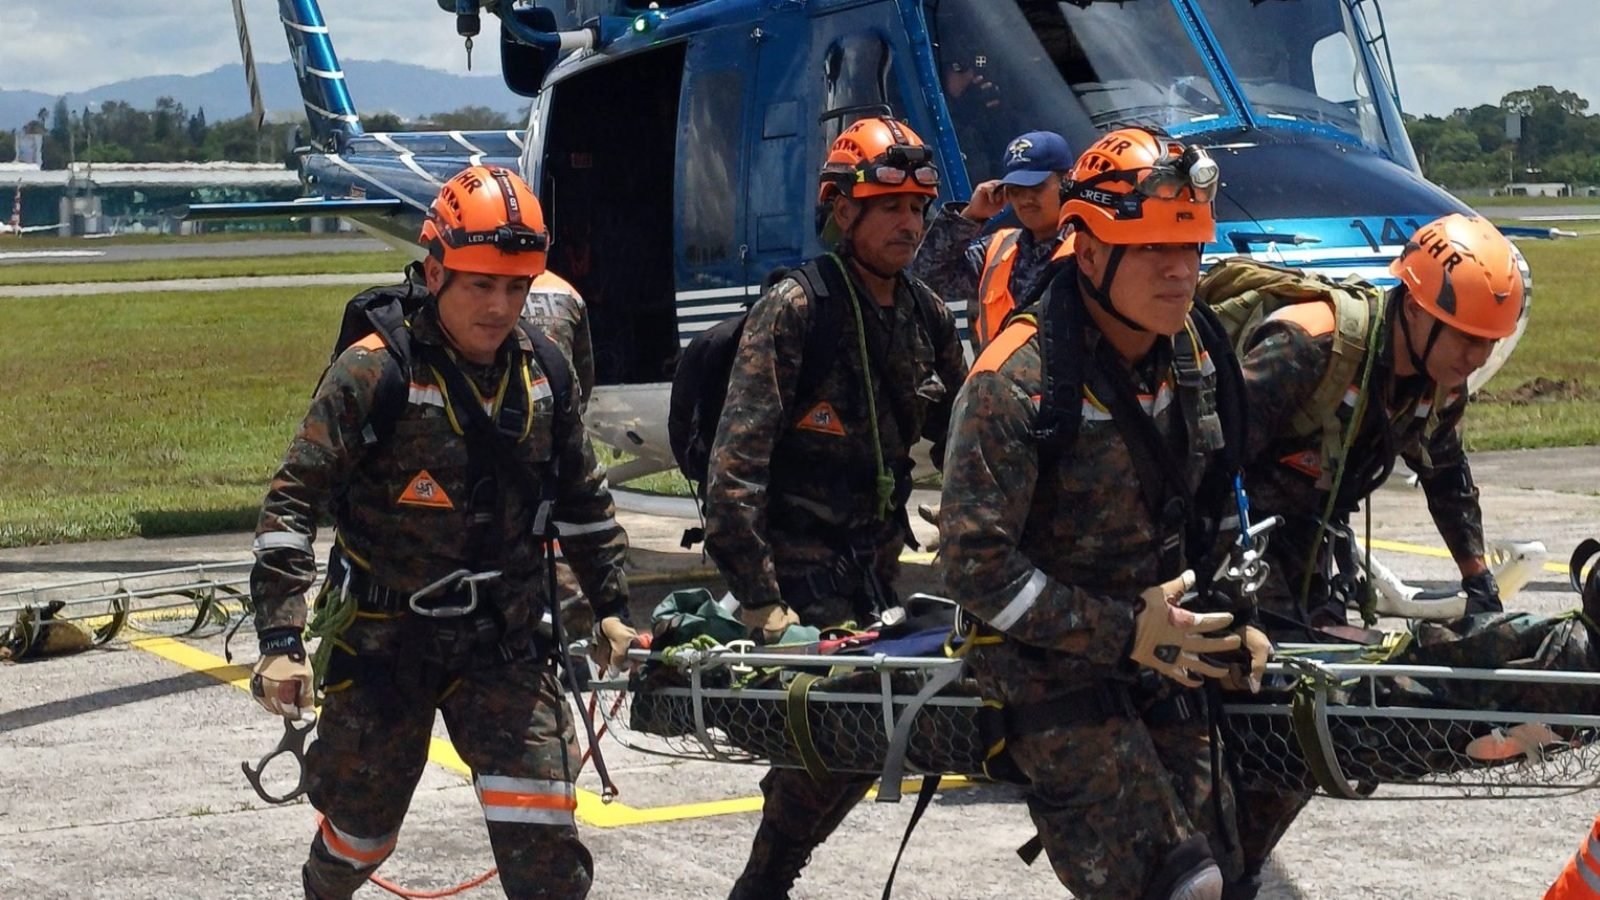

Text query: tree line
(1404, 85), (1597, 189)
(6, 85), (1596, 190)
(2, 97), (519, 169)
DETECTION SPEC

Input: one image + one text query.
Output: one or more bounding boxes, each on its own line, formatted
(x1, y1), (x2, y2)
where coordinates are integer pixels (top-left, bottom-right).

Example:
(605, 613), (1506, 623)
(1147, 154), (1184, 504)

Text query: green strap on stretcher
(1288, 676), (1365, 800)
(786, 673), (831, 783)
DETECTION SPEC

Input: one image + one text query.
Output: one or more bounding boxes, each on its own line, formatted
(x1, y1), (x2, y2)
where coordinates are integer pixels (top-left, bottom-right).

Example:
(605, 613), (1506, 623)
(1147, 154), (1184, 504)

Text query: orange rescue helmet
(1389, 213), (1524, 340)
(419, 165), (548, 278)
(1059, 127), (1217, 245)
(817, 116), (941, 206)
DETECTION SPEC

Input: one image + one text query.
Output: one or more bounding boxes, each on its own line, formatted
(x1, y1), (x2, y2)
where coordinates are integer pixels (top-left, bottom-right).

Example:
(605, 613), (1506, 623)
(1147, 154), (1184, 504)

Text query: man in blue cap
(911, 130), (1073, 352)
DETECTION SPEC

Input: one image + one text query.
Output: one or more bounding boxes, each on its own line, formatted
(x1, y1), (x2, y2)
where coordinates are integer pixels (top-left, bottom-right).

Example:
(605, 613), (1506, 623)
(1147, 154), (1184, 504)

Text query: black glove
(1462, 571), (1502, 616)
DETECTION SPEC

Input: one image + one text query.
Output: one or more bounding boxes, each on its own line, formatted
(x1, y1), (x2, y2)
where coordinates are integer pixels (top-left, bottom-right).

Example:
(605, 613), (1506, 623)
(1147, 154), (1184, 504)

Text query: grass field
(1462, 194), (1600, 208)
(0, 236), (1593, 547)
(0, 285), (346, 546)
(0, 251), (401, 286)
(1466, 238), (1600, 450)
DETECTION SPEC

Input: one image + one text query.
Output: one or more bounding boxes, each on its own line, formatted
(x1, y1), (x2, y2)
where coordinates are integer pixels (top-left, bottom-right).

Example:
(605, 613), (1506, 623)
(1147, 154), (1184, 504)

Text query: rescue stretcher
(0, 561), (271, 658)
(596, 640), (1600, 802)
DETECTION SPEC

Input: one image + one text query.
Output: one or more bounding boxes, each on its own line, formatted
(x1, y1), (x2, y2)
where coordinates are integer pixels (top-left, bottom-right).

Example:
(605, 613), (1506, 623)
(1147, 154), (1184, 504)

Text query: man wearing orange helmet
(249, 165), (633, 899)
(1219, 213), (1528, 893)
(939, 127), (1264, 900)
(703, 115), (967, 899)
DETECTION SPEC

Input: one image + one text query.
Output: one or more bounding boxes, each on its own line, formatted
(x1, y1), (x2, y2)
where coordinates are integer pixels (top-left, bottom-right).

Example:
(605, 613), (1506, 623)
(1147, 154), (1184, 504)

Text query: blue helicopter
(193, 0), (1535, 483)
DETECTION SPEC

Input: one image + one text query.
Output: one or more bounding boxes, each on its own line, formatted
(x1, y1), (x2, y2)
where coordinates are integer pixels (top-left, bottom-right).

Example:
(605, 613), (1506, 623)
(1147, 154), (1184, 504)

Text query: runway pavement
(2, 448), (1598, 898)
(0, 237), (388, 267)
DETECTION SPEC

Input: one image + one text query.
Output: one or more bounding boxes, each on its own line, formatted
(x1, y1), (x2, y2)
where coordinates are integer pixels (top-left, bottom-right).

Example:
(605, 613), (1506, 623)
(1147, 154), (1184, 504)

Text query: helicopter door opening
(541, 43), (686, 386)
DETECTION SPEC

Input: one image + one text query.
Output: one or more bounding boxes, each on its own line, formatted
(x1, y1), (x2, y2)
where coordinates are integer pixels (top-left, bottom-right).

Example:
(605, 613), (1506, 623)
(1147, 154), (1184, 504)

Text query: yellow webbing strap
(785, 673), (831, 783)
(1288, 676), (1364, 800)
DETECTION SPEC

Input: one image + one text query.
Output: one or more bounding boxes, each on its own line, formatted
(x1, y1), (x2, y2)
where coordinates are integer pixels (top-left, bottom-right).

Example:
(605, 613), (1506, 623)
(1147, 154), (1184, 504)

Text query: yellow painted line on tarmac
(132, 635), (963, 828)
(1365, 537), (1571, 575)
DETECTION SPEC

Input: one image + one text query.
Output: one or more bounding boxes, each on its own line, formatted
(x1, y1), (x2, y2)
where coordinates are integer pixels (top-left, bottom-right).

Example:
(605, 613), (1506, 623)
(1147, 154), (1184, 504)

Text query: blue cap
(998, 131), (1073, 187)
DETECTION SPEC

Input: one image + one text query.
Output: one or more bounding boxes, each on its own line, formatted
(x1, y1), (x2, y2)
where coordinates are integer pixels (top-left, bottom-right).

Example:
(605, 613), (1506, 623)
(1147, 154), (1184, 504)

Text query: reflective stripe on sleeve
(553, 518), (619, 537)
(990, 568), (1048, 632)
(317, 816), (397, 869)
(475, 774), (577, 826)
(253, 531), (312, 554)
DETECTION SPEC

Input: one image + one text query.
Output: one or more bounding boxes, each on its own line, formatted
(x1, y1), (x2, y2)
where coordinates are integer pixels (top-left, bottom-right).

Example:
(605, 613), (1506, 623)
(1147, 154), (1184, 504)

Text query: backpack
(667, 254), (948, 519)
(327, 261), (573, 452)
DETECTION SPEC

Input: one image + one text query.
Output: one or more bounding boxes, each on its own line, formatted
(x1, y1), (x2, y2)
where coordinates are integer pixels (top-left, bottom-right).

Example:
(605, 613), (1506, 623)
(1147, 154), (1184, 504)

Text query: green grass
(0, 285), (346, 547)
(1465, 238), (1600, 450)
(0, 252), (401, 286)
(2, 236), (1597, 547)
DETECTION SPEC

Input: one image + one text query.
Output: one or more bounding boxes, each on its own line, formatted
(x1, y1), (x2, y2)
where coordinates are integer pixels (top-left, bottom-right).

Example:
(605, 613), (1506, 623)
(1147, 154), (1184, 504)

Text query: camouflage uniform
(1231, 306), (1486, 881)
(252, 303), (628, 900)
(1240, 309), (1482, 634)
(939, 269), (1245, 899)
(704, 255), (966, 893)
(521, 268), (598, 640)
(910, 204), (1062, 348)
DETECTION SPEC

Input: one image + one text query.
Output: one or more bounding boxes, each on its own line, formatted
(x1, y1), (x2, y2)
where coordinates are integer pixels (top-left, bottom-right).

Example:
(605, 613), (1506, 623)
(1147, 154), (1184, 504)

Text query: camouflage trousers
(735, 570), (883, 885)
(970, 643), (1244, 899)
(302, 653), (591, 899)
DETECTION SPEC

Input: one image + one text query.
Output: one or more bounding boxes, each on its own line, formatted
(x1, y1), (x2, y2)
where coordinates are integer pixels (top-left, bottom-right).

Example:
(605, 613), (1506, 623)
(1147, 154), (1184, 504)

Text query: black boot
(727, 822), (814, 900)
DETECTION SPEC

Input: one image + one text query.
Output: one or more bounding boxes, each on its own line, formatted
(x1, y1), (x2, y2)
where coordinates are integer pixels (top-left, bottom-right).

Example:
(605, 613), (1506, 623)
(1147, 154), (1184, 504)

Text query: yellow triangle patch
(795, 401), (846, 437)
(398, 470), (454, 509)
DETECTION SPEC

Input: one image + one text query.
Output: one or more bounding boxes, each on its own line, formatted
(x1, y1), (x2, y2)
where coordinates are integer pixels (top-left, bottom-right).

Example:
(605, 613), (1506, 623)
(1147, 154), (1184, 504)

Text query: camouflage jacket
(939, 277), (1229, 675)
(910, 204), (1062, 336)
(1239, 314), (1484, 564)
(521, 270), (594, 410)
(703, 256), (968, 609)
(251, 304), (628, 635)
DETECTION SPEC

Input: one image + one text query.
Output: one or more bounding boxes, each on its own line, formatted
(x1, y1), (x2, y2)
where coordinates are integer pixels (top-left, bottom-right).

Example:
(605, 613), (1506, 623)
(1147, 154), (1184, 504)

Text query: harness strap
(784, 673), (830, 783)
(1288, 676), (1365, 799)
(879, 775), (941, 900)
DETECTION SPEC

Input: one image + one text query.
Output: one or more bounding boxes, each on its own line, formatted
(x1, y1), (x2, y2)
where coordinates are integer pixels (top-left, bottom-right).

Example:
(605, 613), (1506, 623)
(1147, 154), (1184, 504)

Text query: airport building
(0, 161), (304, 236)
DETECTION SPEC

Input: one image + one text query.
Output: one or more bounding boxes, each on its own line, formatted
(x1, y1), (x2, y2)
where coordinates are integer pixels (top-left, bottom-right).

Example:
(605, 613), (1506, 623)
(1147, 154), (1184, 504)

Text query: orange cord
(361, 691), (629, 897)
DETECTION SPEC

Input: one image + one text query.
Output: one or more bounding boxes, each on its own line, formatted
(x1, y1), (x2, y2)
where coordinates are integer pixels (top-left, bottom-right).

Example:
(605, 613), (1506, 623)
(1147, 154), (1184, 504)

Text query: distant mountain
(0, 60), (527, 132)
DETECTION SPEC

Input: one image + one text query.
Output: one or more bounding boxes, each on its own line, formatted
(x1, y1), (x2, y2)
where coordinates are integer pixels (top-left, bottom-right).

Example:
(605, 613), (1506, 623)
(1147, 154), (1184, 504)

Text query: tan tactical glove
(739, 602), (801, 645)
(1219, 626), (1272, 694)
(590, 615), (639, 674)
(1129, 571), (1241, 688)
(250, 628), (314, 720)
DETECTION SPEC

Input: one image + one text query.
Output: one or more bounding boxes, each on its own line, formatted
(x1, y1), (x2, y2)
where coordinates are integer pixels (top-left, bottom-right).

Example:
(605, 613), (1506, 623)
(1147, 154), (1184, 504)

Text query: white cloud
(2, 0), (1596, 119)
(0, 0), (500, 94)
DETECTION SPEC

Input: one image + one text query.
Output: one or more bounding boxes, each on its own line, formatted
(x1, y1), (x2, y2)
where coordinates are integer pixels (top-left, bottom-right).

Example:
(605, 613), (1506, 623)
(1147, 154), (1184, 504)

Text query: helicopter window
(820, 33), (905, 147)
(681, 68), (744, 266)
(925, 1), (1221, 183)
(1191, 0), (1392, 152)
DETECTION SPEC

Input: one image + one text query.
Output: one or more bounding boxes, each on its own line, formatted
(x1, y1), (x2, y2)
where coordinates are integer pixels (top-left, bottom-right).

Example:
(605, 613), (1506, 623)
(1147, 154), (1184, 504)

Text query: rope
(303, 564), (357, 691)
(1299, 303), (1384, 618)
(833, 253), (896, 521)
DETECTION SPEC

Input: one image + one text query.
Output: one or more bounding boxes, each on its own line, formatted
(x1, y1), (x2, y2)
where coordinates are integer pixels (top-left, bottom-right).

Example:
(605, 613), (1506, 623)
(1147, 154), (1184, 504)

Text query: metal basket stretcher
(596, 642), (1600, 802)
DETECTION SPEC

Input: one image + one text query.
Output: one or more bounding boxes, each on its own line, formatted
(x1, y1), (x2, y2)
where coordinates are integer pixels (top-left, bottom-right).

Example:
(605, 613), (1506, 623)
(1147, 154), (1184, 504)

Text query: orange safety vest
(973, 228), (1024, 352)
(1546, 815), (1600, 899)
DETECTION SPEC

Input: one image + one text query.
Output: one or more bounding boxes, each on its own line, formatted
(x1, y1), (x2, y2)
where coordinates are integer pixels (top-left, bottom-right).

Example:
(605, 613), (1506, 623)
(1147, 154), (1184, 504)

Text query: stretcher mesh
(598, 652), (1600, 799)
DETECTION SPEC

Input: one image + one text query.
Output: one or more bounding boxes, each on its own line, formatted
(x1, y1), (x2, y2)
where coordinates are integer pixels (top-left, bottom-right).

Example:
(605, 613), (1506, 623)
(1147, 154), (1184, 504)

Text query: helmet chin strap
(1077, 244), (1150, 333)
(1394, 291), (1443, 380)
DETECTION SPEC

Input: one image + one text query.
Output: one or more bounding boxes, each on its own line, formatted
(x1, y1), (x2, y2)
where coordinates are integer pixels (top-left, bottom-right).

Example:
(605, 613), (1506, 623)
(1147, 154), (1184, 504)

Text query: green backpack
(1197, 256), (1391, 489)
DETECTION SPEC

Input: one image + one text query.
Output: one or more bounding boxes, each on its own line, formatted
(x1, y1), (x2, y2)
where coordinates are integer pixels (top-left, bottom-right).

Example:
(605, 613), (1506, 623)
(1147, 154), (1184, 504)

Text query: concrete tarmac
(2, 448), (1598, 899)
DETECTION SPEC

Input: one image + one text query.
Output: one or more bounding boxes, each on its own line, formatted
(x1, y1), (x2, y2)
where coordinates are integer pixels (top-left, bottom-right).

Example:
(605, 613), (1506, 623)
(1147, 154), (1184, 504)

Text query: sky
(0, 0), (1596, 118)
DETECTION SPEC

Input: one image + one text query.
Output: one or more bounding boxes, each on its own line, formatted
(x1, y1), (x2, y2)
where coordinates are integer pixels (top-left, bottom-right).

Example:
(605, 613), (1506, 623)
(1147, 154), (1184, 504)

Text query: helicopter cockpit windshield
(927, 0), (1409, 184)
